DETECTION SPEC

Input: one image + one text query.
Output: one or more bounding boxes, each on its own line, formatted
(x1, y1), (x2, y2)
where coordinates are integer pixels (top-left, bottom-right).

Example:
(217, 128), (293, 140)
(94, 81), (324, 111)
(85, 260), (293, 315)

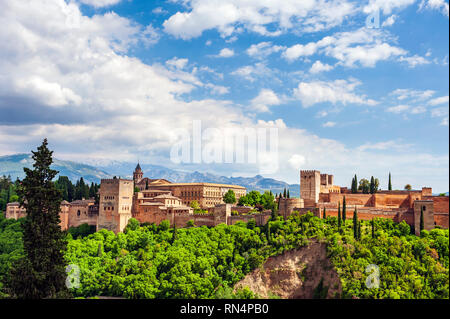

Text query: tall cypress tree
(370, 176), (375, 194)
(352, 174), (358, 193)
(337, 202), (341, 229)
(388, 172), (392, 191)
(342, 196), (346, 224)
(287, 189), (290, 198)
(353, 207), (358, 239)
(283, 188), (287, 198)
(8, 139), (69, 298)
(323, 208), (326, 219)
(420, 206), (424, 234)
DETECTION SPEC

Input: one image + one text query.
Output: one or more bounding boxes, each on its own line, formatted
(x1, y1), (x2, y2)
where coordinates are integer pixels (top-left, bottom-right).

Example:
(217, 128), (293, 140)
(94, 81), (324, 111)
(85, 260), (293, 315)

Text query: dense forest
(0, 211), (448, 299)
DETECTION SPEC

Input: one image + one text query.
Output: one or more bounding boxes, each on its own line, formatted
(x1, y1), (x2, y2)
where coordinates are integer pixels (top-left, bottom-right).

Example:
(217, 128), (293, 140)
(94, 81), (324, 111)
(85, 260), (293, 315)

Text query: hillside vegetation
(0, 212), (448, 299)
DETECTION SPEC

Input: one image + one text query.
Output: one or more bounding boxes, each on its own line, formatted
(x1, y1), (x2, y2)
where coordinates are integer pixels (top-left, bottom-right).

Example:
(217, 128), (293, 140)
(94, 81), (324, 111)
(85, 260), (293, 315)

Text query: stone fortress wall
(276, 170), (449, 236)
(5, 165), (448, 235)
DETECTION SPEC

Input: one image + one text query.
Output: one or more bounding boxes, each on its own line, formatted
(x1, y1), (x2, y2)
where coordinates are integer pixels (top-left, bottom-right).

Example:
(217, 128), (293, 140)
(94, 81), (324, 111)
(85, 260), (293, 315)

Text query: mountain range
(0, 154), (300, 197)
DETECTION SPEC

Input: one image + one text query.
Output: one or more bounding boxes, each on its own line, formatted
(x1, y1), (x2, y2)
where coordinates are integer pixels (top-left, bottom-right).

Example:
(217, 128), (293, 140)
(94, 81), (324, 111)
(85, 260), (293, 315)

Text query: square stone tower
(300, 170), (321, 207)
(97, 178), (134, 233)
(413, 200), (434, 236)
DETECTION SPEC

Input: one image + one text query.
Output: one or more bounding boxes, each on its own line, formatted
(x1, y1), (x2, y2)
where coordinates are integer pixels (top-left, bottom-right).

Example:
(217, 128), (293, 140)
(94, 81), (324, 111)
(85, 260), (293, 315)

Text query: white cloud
(428, 95), (449, 106)
(231, 63), (274, 82)
(152, 7), (169, 15)
(250, 89), (281, 113)
(293, 79), (377, 107)
(363, 0), (416, 15)
(419, 0), (450, 17)
(166, 57), (189, 70)
(246, 42), (284, 60)
(79, 0), (122, 8)
(162, 0), (356, 40)
(357, 140), (413, 151)
(411, 106), (427, 114)
(430, 106), (449, 125)
(283, 28), (407, 68)
(322, 121), (336, 127)
(0, 0), (447, 192)
(386, 105), (410, 113)
(216, 48), (235, 58)
(391, 88), (435, 101)
(399, 54), (431, 67)
(382, 14), (398, 26)
(309, 60), (334, 73)
(288, 154), (306, 170)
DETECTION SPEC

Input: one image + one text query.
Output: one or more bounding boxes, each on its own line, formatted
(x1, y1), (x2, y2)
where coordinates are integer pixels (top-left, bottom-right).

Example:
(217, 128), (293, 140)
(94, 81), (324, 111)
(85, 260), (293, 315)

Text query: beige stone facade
(97, 178), (134, 233)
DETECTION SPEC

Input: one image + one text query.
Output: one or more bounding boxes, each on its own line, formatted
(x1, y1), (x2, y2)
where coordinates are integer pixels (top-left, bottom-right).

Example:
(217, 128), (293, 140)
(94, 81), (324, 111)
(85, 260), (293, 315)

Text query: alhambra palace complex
(5, 165), (449, 236)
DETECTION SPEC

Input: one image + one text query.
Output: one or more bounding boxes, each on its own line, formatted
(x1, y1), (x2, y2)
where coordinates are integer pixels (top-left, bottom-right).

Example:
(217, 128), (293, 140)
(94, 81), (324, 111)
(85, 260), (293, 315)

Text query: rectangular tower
(413, 200), (434, 236)
(97, 178), (134, 233)
(300, 170), (321, 207)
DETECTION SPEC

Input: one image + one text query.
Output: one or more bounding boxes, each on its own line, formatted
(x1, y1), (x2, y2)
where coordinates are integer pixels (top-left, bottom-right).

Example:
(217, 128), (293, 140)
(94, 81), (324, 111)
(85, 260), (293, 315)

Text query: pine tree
(342, 196), (346, 224)
(338, 202), (341, 229)
(388, 172), (392, 191)
(8, 139), (70, 298)
(353, 207), (358, 239)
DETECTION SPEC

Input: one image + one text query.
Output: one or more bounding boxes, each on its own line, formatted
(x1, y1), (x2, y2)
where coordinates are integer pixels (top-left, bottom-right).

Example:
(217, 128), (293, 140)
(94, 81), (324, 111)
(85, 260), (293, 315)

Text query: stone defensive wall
(319, 193), (428, 209)
(319, 207), (411, 223)
(278, 198), (304, 218)
(424, 196), (450, 213)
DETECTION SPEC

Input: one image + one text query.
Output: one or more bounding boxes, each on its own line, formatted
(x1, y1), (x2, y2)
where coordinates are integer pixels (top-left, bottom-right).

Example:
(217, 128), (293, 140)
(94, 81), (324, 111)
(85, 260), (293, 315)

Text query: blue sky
(0, 0), (448, 192)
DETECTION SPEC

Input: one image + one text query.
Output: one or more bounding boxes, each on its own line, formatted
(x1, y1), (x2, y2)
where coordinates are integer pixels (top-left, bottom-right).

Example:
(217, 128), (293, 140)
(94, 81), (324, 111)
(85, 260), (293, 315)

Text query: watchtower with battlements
(300, 170), (321, 207)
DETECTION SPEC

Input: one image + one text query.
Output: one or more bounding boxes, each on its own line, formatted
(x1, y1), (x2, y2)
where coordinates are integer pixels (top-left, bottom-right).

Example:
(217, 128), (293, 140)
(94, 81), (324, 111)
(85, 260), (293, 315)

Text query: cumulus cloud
(231, 63), (275, 82)
(282, 28), (408, 68)
(391, 88), (435, 101)
(79, 0), (123, 8)
(399, 54), (431, 67)
(382, 14), (398, 26)
(215, 48), (235, 58)
(363, 0), (416, 15)
(419, 0), (450, 17)
(162, 0), (356, 40)
(0, 0), (447, 191)
(428, 95), (449, 106)
(309, 61), (334, 73)
(293, 79), (377, 107)
(250, 89), (282, 113)
(246, 42), (284, 60)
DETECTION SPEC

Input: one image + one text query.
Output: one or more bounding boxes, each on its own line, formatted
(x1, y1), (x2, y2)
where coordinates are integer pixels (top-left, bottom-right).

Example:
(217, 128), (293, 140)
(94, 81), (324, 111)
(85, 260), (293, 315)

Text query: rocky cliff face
(235, 240), (342, 299)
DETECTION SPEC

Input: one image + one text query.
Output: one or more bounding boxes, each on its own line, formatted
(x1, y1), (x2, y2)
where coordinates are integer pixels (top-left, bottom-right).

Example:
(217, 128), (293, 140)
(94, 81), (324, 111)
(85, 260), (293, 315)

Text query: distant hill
(0, 154), (300, 196)
(0, 154), (111, 184)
